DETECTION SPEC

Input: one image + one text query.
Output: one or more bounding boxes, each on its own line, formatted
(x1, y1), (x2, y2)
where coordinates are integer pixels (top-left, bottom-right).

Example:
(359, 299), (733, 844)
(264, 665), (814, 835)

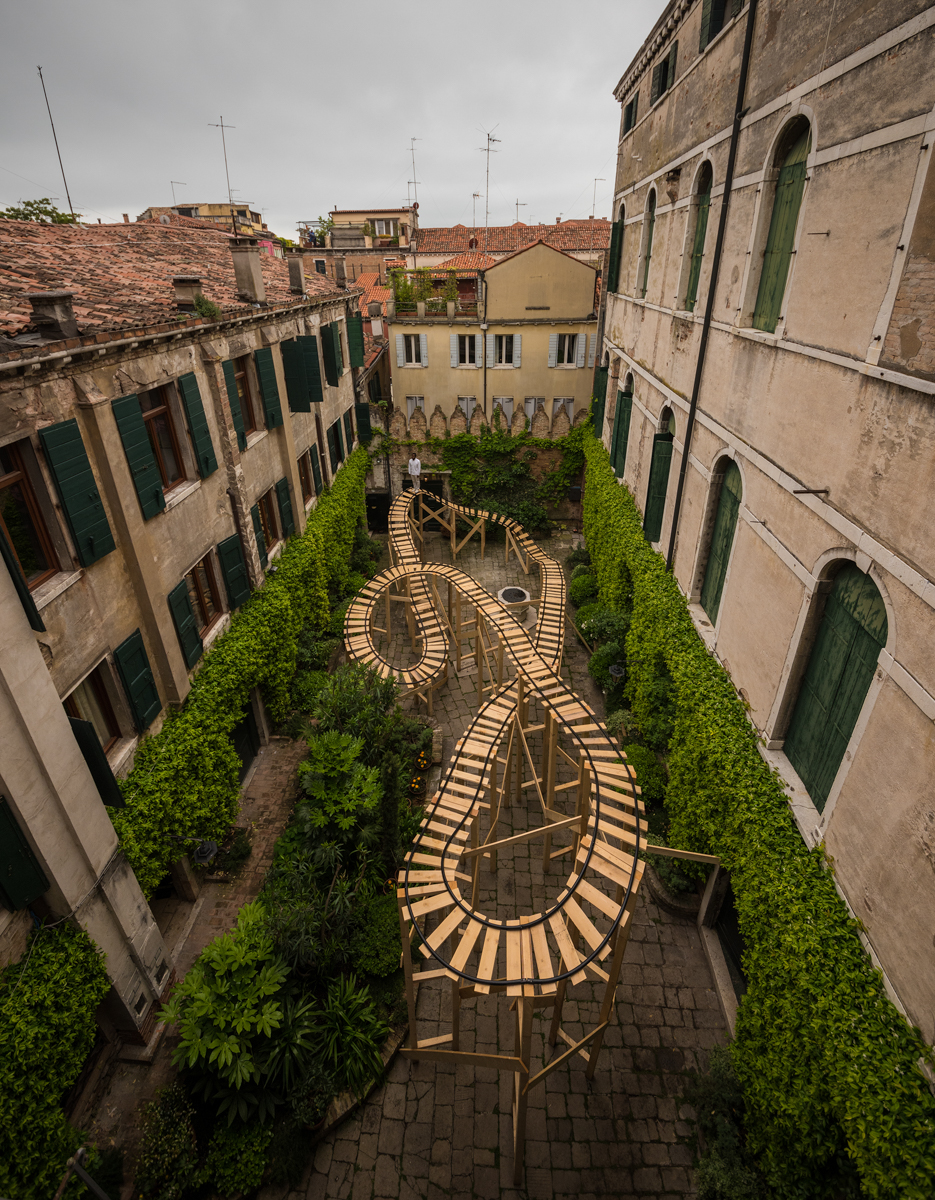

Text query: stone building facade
(599, 0), (935, 1042)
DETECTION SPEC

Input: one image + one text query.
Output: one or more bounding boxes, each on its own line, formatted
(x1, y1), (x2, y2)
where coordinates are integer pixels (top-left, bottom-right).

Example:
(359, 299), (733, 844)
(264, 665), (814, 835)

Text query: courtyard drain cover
(502, 588), (528, 603)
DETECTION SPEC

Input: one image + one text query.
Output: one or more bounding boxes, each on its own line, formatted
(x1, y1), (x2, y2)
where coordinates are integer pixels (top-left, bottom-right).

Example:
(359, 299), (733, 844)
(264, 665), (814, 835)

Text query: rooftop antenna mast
(208, 116), (236, 223)
(515, 198), (527, 223)
(170, 181), (187, 206)
(410, 137), (422, 206)
(36, 66), (74, 218)
(591, 178), (606, 219)
(477, 127), (500, 253)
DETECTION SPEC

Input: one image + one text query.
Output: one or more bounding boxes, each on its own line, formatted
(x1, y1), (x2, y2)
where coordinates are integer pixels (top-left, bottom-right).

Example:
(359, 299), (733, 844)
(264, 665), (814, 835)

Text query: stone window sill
(245, 430), (269, 450)
(34, 569), (83, 610)
(164, 479), (201, 512)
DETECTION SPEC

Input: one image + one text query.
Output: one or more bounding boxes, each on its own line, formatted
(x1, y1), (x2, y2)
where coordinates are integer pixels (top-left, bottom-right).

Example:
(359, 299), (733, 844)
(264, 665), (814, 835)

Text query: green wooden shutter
(221, 360), (248, 451)
(700, 0), (727, 49)
(368, 373), (382, 405)
(67, 716), (125, 809)
(336, 417), (346, 462)
(685, 189), (711, 312)
(326, 424), (339, 472)
(216, 533), (251, 608)
(700, 462), (742, 624)
(250, 503), (268, 568)
(650, 62), (662, 105)
(168, 580), (203, 669)
(281, 338), (310, 412)
(613, 391), (633, 477)
(607, 221), (623, 295)
(348, 314), (366, 367)
(0, 794), (49, 910)
(321, 323), (340, 387)
(275, 477), (295, 537)
(0, 524), (45, 631)
(343, 408), (354, 451)
(333, 323), (345, 371)
(592, 367), (608, 434)
(753, 127), (811, 332)
(641, 200), (656, 298)
(111, 395), (165, 520)
(785, 565), (887, 811)
(113, 628), (161, 731)
(300, 335), (324, 404)
(310, 445), (323, 493)
(38, 420), (116, 567)
(177, 373), (218, 479)
(254, 347), (284, 428)
(699, 0), (714, 49)
(355, 401), (373, 443)
(643, 433), (673, 541)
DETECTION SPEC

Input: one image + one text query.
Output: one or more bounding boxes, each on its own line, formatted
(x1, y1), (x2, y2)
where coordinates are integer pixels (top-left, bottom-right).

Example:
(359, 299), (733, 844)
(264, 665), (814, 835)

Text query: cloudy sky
(1, 1), (658, 237)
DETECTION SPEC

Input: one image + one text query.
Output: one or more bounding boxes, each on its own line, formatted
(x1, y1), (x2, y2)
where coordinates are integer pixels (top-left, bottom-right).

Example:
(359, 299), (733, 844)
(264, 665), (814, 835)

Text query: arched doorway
(643, 407), (675, 543)
(700, 460), (742, 624)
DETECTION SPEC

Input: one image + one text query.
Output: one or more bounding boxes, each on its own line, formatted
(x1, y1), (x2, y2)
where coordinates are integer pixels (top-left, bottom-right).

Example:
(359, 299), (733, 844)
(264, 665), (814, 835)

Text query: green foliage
(389, 269), (414, 309)
(290, 1061), (335, 1127)
(266, 1115), (314, 1187)
(622, 742), (668, 808)
(443, 271), (459, 303)
(205, 1117), (273, 1195)
(350, 892), (402, 977)
(566, 545), (591, 568)
(568, 573), (598, 607)
(536, 421), (586, 507)
(683, 1046), (768, 1200)
(316, 974), (389, 1096)
(94, 1146), (125, 1197)
(0, 197), (79, 223)
(582, 430), (935, 1198)
(578, 604), (631, 648)
(0, 924), (110, 1200)
(134, 1083), (204, 1200)
(297, 730), (381, 843)
(413, 268), (434, 302)
(587, 640), (624, 692)
(291, 668), (329, 713)
(570, 562), (593, 582)
(193, 292), (222, 320)
(113, 448), (369, 896)
(214, 825), (253, 876)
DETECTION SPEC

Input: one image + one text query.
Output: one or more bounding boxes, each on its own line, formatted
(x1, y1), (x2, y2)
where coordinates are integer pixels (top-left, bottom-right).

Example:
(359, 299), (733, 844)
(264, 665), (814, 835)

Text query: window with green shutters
(217, 533), (251, 608)
(38, 420), (116, 567)
(607, 221), (623, 296)
(221, 360), (248, 451)
(168, 579), (203, 669)
(0, 524), (45, 631)
(113, 628), (161, 731)
(650, 41), (678, 104)
(111, 395), (167, 520)
(0, 794), (49, 910)
(176, 373), (218, 479)
(699, 0), (743, 50)
(610, 389), (633, 478)
(326, 424), (339, 473)
(641, 192), (656, 298)
(354, 401), (373, 443)
(333, 323), (344, 371)
(368, 373), (382, 405)
(310, 444), (323, 493)
(700, 462), (742, 624)
(684, 165), (712, 312)
(250, 503), (268, 568)
(281, 339), (310, 412)
(301, 335), (324, 404)
(275, 478), (295, 537)
(784, 564), (887, 812)
(622, 93), (639, 134)
(592, 367), (608, 435)
(253, 347), (283, 428)
(753, 124), (811, 332)
(343, 408), (354, 452)
(347, 313), (366, 367)
(643, 431), (674, 542)
(67, 716), (125, 809)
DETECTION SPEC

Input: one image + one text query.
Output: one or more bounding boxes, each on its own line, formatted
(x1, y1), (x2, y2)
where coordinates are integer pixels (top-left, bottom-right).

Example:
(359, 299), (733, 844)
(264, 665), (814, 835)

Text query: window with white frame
(374, 219), (397, 236)
(404, 334), (422, 365)
(524, 397), (544, 418)
(458, 397), (477, 419)
(552, 399), (574, 421)
(493, 398), (514, 423)
(406, 396), (425, 419)
(458, 334), (476, 365)
(556, 334), (578, 365)
(495, 334), (513, 365)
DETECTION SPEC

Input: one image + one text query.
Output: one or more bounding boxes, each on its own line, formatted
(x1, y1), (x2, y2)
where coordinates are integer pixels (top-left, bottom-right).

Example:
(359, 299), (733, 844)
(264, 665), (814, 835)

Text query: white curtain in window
(407, 396), (424, 419)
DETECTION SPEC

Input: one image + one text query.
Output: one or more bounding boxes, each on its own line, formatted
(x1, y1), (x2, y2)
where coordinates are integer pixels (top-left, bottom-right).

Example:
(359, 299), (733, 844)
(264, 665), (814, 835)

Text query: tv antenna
(477, 127), (500, 252)
(170, 181), (187, 206)
(472, 193), (481, 227)
(410, 137), (422, 205)
(37, 66), (74, 217)
(591, 178), (606, 218)
(515, 199), (527, 223)
(208, 116), (236, 212)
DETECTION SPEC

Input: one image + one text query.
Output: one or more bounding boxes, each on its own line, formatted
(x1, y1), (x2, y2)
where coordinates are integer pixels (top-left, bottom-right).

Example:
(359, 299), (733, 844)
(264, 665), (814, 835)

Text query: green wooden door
(643, 433), (673, 542)
(785, 564), (887, 811)
(685, 187), (711, 311)
(0, 794), (49, 910)
(700, 462), (742, 624)
(753, 127), (810, 332)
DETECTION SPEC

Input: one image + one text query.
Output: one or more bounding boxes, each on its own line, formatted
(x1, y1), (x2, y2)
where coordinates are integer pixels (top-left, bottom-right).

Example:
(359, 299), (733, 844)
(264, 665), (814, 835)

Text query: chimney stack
(286, 252), (306, 295)
(335, 256), (347, 290)
(172, 275), (202, 313)
(27, 291), (79, 339)
(368, 301), (384, 340)
(230, 237), (266, 303)
(122, 214), (129, 224)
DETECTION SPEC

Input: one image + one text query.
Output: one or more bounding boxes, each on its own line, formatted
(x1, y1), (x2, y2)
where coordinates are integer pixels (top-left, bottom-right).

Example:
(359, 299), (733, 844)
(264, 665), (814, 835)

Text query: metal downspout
(665, 0), (760, 570)
(479, 269), (488, 419)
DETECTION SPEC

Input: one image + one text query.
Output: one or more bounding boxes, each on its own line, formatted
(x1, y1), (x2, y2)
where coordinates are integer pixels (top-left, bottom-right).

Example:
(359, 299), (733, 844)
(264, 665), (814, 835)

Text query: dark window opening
(185, 553), (222, 635)
(233, 356), (259, 435)
(258, 489), (280, 551)
(0, 442), (59, 587)
(63, 664), (120, 753)
(139, 387), (184, 489)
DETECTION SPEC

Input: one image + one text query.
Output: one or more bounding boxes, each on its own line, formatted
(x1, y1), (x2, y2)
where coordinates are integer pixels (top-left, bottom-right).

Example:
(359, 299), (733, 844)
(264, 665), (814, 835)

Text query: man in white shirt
(408, 454), (421, 482)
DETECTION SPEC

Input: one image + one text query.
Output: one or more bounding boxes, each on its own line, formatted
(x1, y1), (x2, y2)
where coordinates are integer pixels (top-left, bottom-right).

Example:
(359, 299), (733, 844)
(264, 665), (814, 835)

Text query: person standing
(408, 452), (422, 482)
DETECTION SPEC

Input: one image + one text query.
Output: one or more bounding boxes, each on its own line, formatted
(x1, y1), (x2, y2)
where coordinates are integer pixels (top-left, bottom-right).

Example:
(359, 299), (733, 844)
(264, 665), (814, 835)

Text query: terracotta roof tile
(354, 272), (392, 316)
(413, 221), (611, 255)
(431, 252), (497, 273)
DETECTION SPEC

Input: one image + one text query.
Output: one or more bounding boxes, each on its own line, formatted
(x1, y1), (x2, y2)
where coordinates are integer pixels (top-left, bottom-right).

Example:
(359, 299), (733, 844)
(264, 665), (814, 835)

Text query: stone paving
(289, 529), (728, 1200)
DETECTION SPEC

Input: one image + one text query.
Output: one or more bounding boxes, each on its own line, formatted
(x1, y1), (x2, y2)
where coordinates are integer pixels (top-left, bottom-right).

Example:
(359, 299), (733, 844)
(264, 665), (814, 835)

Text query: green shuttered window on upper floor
(275, 477), (295, 537)
(112, 395), (166, 520)
(684, 170), (712, 313)
(168, 579), (204, 669)
(347, 313), (366, 367)
(0, 524), (45, 631)
(643, 432), (673, 542)
(700, 462), (742, 625)
(217, 533), (251, 609)
(650, 41), (677, 105)
(68, 716), (125, 809)
(610, 390), (633, 478)
(301, 336), (324, 404)
(0, 794), (49, 910)
(354, 402), (373, 443)
(250, 503), (268, 568)
(641, 193), (656, 299)
(592, 368), (608, 435)
(607, 221), (623, 296)
(321, 323), (340, 388)
(699, 0), (743, 51)
(343, 408), (354, 454)
(281, 339), (308, 412)
(38, 419), (116, 567)
(753, 125), (811, 332)
(254, 347), (284, 429)
(222, 360), (248, 451)
(326, 424), (339, 473)
(113, 628), (161, 731)
(177, 373), (218, 479)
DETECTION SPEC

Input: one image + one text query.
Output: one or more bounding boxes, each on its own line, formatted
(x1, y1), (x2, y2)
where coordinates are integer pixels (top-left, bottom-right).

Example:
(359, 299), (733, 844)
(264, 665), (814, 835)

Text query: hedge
(582, 430), (935, 1199)
(113, 449), (369, 896)
(0, 923), (110, 1199)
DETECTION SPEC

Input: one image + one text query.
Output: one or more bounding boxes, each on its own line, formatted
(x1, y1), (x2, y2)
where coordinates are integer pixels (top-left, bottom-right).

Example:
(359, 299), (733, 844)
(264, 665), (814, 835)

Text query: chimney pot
(286, 252), (306, 295)
(26, 291), (79, 339)
(229, 237), (266, 303)
(172, 275), (202, 312)
(122, 213), (129, 224)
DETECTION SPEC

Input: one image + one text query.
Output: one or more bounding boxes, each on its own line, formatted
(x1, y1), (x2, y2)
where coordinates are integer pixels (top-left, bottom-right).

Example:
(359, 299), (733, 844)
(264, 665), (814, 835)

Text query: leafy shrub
(622, 742), (667, 808)
(566, 545), (591, 568)
(205, 1119), (273, 1196)
(0, 924), (110, 1200)
(317, 974), (389, 1097)
(349, 527), (382, 577)
(604, 708), (628, 744)
(214, 825), (252, 876)
(193, 292), (223, 320)
(568, 573), (598, 607)
(579, 605), (631, 648)
(296, 730), (381, 854)
(328, 597), (353, 639)
(134, 1084), (204, 1200)
(587, 641), (624, 692)
(290, 668), (329, 712)
(683, 1047), (766, 1200)
(574, 599), (604, 628)
(291, 1061), (335, 1128)
(350, 892), (402, 977)
(343, 570), (369, 597)
(570, 562), (593, 582)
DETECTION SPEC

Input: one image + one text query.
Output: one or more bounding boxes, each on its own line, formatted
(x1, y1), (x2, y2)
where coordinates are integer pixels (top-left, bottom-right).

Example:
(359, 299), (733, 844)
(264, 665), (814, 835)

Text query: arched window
(643, 407), (675, 541)
(610, 372), (634, 478)
(607, 203), (625, 294)
(684, 162), (713, 312)
(752, 121), (811, 332)
(784, 563), (887, 811)
(640, 191), (657, 298)
(700, 460), (742, 623)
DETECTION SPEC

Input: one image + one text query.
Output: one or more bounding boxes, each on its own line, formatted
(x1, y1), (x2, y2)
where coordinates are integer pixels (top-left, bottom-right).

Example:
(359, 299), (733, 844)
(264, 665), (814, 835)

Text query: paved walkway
(288, 530), (727, 1200)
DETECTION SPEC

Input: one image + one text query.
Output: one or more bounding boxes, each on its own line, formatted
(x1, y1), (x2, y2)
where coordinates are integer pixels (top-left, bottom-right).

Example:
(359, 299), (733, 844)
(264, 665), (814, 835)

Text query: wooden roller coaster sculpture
(343, 491), (654, 1184)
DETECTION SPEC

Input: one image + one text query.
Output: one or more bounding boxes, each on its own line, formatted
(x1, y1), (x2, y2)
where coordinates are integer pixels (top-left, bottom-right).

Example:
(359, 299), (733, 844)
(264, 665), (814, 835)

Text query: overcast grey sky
(1, 1), (658, 237)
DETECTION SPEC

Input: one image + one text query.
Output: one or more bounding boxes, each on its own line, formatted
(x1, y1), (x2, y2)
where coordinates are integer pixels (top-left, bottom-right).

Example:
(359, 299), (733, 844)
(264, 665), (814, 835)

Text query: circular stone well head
(498, 586), (530, 604)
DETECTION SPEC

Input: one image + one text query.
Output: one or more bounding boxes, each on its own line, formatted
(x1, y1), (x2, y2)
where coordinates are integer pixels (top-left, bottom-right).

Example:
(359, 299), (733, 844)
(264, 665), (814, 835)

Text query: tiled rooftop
(432, 252), (498, 274)
(0, 219), (340, 338)
(354, 272), (393, 317)
(414, 221), (612, 255)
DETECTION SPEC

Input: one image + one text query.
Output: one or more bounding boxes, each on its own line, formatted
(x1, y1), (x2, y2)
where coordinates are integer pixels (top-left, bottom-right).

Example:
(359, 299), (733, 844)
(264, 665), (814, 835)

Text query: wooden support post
(476, 613), (484, 710)
(542, 712), (558, 870)
(497, 639), (504, 690)
(548, 978), (568, 1047)
(385, 581), (392, 640)
(470, 813), (480, 909)
(451, 976), (461, 1050)
(397, 892), (418, 1051)
(480, 516), (485, 560)
(586, 899), (636, 1079)
(511, 992), (534, 1185)
(488, 756), (499, 873)
(513, 677), (525, 804)
(573, 752), (590, 858)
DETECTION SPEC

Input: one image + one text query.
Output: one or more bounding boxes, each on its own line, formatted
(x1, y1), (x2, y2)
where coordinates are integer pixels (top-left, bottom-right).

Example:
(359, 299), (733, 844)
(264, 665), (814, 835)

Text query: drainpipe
(665, 0), (760, 571)
(479, 269), (488, 420)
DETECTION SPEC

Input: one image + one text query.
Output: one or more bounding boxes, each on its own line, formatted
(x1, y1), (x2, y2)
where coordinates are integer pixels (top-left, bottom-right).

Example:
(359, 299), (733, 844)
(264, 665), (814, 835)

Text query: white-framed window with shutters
(495, 334), (513, 365)
(458, 397), (477, 419)
(550, 333), (580, 367)
(406, 396), (425, 419)
(552, 398), (574, 421)
(397, 333), (427, 367)
(524, 397), (544, 419)
(493, 397), (514, 423)
(452, 333), (480, 367)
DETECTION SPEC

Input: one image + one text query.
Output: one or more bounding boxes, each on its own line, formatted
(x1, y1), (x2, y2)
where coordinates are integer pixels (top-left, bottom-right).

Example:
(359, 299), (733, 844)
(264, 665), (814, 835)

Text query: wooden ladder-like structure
(343, 491), (648, 1185)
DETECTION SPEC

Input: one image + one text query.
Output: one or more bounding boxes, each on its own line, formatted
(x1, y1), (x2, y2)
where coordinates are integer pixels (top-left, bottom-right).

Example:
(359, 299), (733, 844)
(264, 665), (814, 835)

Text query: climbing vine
(112, 449), (369, 897)
(582, 431), (935, 1199)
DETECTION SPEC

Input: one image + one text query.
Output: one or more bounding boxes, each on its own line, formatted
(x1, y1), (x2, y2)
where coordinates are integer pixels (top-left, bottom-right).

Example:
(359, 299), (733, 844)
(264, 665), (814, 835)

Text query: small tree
(414, 269), (434, 303)
(0, 198), (79, 224)
(443, 271), (459, 304)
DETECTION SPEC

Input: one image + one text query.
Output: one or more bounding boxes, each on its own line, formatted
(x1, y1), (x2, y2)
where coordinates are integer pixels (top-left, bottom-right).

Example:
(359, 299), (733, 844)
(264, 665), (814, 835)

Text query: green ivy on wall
(582, 430), (935, 1199)
(112, 449), (370, 897)
(0, 923), (110, 1199)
